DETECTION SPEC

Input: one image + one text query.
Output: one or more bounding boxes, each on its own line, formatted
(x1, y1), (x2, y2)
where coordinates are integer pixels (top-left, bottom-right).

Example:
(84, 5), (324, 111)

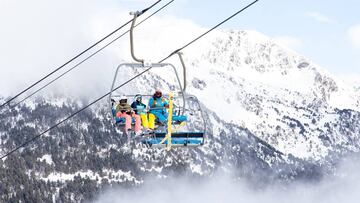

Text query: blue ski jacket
(148, 96), (169, 114)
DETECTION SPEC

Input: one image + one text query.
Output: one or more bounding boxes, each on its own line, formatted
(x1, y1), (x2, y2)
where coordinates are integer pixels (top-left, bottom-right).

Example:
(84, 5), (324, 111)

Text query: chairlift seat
(141, 132), (204, 147)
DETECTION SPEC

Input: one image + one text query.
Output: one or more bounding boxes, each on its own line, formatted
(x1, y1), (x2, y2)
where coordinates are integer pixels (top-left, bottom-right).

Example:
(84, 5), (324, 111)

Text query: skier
(148, 90), (169, 129)
(116, 95), (141, 135)
(131, 94), (149, 131)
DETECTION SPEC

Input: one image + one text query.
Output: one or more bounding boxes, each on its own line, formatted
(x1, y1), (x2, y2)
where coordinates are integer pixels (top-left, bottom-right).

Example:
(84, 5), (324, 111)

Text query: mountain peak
(183, 29), (360, 159)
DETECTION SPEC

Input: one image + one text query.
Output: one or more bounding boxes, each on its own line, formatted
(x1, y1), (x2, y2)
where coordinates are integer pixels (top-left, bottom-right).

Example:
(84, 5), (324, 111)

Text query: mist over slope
(0, 28), (360, 202)
(95, 155), (360, 203)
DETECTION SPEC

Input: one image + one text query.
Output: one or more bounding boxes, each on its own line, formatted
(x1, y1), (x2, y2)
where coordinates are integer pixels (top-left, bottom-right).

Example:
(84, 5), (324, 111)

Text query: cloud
(273, 36), (303, 50)
(348, 25), (360, 49)
(93, 154), (360, 203)
(307, 12), (336, 24)
(0, 0), (126, 97)
(0, 0), (204, 98)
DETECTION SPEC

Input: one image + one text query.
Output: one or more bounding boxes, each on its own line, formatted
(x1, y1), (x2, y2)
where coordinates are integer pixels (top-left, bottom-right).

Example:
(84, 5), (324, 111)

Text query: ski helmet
(135, 94), (142, 102)
(154, 89), (162, 98)
(119, 95), (127, 103)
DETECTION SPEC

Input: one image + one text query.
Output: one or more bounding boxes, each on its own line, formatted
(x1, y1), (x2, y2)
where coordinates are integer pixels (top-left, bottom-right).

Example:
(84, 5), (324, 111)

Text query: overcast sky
(0, 0), (359, 97)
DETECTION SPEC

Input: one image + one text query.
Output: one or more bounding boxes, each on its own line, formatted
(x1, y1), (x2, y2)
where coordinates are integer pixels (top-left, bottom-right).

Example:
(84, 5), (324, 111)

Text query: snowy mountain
(183, 30), (360, 160)
(0, 29), (360, 202)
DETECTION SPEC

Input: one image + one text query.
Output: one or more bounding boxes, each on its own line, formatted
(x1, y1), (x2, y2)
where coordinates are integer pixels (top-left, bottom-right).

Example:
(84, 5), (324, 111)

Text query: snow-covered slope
(125, 29), (360, 160)
(190, 30), (360, 159)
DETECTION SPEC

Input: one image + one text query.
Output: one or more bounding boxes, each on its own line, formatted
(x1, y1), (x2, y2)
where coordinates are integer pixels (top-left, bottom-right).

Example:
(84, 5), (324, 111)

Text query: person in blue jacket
(148, 89), (187, 129)
(148, 90), (169, 129)
(131, 94), (149, 130)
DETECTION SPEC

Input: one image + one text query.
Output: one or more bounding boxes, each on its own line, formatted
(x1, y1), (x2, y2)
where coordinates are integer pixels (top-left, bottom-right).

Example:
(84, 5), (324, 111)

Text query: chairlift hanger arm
(130, 12), (144, 64)
(177, 52), (187, 92)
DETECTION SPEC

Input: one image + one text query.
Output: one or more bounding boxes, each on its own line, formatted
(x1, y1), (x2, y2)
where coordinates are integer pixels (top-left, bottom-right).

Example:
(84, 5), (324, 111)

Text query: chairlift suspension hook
(176, 52), (187, 93)
(130, 11), (144, 64)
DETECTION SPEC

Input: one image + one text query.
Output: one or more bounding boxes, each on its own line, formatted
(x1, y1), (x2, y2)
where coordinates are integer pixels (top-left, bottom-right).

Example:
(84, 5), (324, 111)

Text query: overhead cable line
(0, 0), (259, 160)
(0, 0), (162, 110)
(163, 0), (259, 61)
(10, 0), (174, 109)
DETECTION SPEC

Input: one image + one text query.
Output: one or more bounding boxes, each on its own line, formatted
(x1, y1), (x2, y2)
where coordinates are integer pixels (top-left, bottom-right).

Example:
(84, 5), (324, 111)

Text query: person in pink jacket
(115, 96), (141, 135)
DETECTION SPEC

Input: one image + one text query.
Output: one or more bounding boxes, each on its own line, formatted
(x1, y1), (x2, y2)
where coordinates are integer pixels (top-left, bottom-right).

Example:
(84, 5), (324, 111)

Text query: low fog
(93, 155), (360, 203)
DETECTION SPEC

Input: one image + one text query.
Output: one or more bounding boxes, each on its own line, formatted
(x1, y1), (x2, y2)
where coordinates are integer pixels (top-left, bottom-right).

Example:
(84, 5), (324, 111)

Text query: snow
(41, 169), (140, 184)
(141, 29), (360, 160)
(190, 163), (203, 175)
(37, 154), (54, 165)
(24, 99), (36, 110)
(80, 123), (89, 131)
(328, 81), (360, 111)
